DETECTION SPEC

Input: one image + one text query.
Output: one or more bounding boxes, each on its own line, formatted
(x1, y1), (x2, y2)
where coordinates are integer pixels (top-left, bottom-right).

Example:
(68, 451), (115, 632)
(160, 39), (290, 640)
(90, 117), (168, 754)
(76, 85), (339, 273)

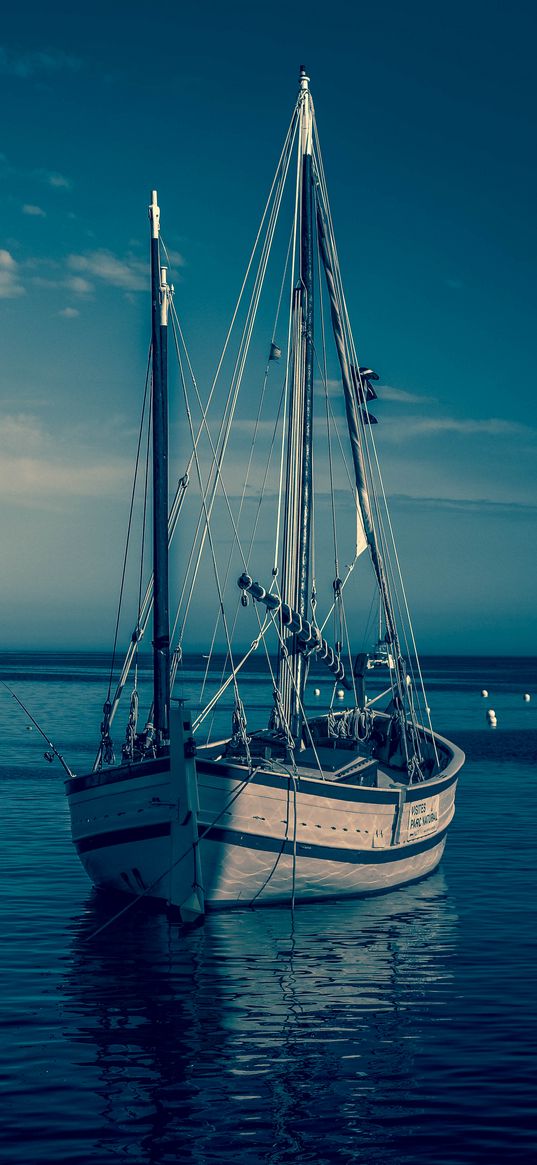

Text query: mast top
(149, 189), (160, 240)
(298, 67), (312, 155)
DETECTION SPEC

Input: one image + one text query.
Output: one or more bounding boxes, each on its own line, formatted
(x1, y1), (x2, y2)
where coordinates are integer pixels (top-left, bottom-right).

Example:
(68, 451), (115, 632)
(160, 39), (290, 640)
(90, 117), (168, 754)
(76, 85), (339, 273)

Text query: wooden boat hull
(65, 733), (462, 909)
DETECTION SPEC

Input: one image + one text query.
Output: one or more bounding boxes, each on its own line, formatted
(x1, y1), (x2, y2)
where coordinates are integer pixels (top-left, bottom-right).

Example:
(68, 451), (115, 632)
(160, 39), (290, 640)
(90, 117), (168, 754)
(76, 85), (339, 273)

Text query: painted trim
(67, 757), (167, 796)
(67, 752), (458, 805)
(75, 816), (448, 866)
(76, 820), (170, 854)
(202, 823), (448, 865)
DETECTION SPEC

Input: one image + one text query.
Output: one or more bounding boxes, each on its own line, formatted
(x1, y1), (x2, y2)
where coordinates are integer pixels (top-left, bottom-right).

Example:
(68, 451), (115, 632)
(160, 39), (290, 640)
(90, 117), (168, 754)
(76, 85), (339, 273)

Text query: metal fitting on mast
(149, 189), (160, 238)
(160, 266), (173, 326)
(298, 66), (312, 156)
(299, 64), (310, 91)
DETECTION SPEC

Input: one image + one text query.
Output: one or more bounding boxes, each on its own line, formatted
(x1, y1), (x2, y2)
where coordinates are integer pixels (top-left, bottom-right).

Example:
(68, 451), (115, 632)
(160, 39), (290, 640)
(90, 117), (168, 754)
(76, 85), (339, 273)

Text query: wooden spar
(239, 573), (352, 689)
(277, 67), (315, 740)
(149, 191), (171, 747)
(296, 103), (315, 719)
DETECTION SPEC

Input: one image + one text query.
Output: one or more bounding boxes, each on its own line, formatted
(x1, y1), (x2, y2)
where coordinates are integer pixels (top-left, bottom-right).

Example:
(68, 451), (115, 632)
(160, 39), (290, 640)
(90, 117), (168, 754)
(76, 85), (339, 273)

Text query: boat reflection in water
(63, 875), (458, 1163)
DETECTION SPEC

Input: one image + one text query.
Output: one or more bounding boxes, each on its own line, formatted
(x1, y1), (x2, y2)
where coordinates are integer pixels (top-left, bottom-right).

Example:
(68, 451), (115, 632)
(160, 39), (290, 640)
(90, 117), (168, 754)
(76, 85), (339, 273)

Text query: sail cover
(316, 200), (403, 658)
(355, 492), (368, 558)
(316, 203), (374, 551)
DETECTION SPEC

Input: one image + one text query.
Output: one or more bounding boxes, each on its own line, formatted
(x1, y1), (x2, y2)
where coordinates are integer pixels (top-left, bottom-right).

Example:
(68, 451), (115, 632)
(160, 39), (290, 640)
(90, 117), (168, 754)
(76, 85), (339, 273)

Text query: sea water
(0, 654), (535, 1164)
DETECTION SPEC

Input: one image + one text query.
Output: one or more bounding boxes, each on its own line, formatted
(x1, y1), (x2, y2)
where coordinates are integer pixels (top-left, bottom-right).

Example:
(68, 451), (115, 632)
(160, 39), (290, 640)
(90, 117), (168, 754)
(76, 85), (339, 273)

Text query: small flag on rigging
(350, 365), (378, 401)
(359, 407), (378, 425)
(269, 341), (282, 360)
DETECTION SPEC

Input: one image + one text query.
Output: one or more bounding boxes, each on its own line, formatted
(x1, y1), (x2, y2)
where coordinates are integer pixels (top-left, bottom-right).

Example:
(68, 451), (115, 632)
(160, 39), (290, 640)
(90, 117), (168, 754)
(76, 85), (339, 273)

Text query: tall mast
(277, 67), (315, 743)
(149, 190), (171, 748)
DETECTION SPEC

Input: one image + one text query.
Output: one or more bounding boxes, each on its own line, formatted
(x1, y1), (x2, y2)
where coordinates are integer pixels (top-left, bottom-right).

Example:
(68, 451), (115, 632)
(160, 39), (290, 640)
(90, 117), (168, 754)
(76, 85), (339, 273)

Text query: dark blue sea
(1, 653), (536, 1164)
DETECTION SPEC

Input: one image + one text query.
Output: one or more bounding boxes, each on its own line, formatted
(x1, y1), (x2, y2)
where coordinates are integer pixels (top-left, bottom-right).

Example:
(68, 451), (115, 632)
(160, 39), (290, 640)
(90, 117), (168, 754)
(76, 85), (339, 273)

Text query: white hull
(66, 733), (461, 910)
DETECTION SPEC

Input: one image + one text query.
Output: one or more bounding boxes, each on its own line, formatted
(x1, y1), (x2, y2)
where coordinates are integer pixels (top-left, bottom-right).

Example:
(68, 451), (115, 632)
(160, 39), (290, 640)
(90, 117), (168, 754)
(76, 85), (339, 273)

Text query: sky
(0, 0), (536, 655)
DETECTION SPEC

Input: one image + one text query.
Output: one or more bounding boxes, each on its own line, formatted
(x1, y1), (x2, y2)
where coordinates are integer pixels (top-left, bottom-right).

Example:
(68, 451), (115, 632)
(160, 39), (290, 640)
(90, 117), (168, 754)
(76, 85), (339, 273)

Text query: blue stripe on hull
(74, 818), (448, 865)
(203, 823), (449, 864)
(76, 821), (171, 854)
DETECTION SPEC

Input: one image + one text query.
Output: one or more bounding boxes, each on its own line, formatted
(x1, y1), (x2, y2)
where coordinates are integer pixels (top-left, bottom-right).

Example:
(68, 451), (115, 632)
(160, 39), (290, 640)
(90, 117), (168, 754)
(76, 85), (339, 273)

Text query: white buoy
(336, 688), (345, 699)
(486, 708), (497, 727)
(523, 693), (531, 702)
(481, 690), (488, 698)
(313, 688), (321, 697)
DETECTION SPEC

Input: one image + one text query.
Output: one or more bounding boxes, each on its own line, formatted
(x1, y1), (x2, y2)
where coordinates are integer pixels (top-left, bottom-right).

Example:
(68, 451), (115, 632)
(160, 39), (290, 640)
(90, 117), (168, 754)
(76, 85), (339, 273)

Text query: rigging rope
(312, 124), (430, 771)
(97, 346), (152, 768)
(168, 307), (285, 730)
(198, 221), (295, 714)
(99, 121), (298, 738)
(169, 314), (249, 759)
(169, 118), (298, 656)
(106, 345), (152, 702)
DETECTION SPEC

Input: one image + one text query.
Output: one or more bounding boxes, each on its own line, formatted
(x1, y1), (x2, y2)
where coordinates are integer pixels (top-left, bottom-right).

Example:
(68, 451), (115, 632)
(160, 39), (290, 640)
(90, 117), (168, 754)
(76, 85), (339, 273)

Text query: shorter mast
(149, 190), (171, 748)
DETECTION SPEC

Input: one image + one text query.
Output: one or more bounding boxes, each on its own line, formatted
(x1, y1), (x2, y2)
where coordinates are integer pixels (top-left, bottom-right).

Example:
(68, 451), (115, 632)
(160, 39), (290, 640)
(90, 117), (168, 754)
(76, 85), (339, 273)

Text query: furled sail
(316, 203), (373, 557)
(316, 198), (404, 677)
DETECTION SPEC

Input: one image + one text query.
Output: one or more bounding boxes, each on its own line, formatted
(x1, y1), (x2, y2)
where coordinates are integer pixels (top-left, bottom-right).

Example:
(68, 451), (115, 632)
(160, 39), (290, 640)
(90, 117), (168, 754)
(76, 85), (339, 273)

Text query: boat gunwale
(66, 717), (463, 800)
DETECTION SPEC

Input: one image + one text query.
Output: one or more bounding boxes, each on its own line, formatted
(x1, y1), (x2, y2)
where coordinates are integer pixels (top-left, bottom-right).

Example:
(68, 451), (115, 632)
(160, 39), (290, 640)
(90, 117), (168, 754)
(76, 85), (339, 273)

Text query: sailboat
(66, 69), (464, 920)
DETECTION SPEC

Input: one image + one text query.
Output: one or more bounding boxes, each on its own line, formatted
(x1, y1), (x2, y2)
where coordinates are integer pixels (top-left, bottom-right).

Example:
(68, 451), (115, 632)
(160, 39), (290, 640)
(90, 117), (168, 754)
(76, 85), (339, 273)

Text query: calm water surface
(0, 654), (536, 1164)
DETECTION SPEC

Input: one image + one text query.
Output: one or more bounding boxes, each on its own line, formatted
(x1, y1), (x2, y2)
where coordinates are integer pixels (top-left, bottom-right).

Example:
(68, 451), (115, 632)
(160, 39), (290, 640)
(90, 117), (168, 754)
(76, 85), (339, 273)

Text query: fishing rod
(0, 679), (74, 778)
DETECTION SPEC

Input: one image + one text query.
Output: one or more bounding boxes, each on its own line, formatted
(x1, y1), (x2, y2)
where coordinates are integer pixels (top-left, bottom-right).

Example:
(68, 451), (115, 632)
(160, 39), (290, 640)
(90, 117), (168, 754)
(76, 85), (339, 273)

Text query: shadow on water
(61, 874), (461, 1165)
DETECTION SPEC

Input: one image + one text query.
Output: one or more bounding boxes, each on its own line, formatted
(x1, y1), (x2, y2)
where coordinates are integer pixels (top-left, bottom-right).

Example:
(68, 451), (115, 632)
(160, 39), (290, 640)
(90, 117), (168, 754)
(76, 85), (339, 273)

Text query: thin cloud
(380, 415), (535, 441)
(0, 412), (130, 499)
(64, 275), (93, 294)
(29, 272), (94, 295)
(0, 413), (44, 450)
(22, 203), (46, 217)
(314, 377), (340, 396)
(390, 493), (537, 517)
(59, 307), (80, 318)
(163, 247), (185, 268)
(0, 456), (129, 500)
(29, 275), (62, 290)
(314, 380), (434, 406)
(0, 250), (25, 298)
(38, 170), (73, 190)
(67, 249), (147, 291)
(0, 46), (80, 78)
(377, 385), (434, 404)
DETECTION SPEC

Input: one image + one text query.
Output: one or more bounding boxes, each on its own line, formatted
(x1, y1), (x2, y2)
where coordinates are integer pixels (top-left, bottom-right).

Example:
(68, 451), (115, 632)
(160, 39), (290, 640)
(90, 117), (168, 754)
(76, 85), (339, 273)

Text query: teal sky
(0, 0), (535, 654)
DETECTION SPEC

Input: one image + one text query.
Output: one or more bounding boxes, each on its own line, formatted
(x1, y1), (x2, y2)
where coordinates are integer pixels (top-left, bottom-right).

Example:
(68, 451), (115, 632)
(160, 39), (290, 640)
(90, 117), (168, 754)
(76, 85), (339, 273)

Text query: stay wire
(136, 387), (152, 649)
(201, 374), (288, 724)
(169, 313), (244, 722)
(106, 344), (152, 700)
(199, 218), (293, 712)
(170, 124), (295, 651)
